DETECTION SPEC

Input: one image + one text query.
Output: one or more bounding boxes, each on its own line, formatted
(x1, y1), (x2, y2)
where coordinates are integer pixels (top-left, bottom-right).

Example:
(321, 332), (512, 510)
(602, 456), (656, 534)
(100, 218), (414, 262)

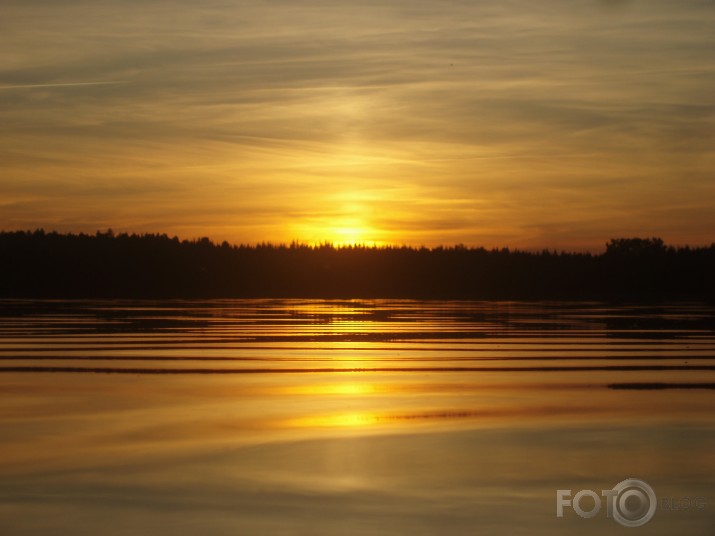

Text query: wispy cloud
(0, 81), (127, 90)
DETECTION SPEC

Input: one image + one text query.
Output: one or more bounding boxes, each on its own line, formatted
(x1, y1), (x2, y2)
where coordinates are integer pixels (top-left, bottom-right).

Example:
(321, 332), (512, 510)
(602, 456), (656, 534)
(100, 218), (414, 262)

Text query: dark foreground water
(0, 300), (714, 535)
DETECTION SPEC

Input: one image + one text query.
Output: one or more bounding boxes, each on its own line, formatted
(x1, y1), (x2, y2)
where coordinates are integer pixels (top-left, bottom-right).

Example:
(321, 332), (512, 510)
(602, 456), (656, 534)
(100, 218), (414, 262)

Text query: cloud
(0, 81), (127, 90)
(598, 0), (630, 7)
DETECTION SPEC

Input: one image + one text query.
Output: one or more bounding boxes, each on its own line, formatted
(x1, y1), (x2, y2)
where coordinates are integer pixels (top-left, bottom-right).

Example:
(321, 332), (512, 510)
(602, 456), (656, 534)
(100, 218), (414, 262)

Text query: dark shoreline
(2, 231), (713, 301)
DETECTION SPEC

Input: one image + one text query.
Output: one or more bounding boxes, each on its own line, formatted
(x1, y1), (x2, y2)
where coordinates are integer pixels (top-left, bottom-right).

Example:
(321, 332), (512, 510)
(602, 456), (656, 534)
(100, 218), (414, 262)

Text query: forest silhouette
(1, 230), (713, 300)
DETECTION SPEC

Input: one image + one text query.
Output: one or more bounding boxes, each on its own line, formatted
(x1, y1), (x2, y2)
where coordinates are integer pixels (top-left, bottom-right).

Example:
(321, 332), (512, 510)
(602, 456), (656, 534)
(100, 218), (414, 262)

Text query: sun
(324, 216), (391, 247)
(290, 215), (385, 247)
(331, 222), (368, 247)
(287, 188), (392, 247)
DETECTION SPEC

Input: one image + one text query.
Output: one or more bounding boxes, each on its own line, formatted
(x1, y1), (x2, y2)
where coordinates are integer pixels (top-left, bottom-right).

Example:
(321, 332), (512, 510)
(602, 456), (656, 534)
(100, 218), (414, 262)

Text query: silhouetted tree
(0, 231), (712, 300)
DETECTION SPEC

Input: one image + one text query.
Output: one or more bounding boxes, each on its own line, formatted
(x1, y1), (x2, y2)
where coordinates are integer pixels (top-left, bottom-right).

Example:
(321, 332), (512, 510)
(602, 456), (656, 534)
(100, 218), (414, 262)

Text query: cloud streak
(0, 81), (127, 90)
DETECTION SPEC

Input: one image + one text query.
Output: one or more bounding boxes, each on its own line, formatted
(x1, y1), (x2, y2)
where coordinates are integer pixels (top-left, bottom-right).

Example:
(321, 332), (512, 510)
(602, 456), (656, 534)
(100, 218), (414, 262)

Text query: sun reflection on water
(282, 382), (382, 396)
(292, 412), (383, 428)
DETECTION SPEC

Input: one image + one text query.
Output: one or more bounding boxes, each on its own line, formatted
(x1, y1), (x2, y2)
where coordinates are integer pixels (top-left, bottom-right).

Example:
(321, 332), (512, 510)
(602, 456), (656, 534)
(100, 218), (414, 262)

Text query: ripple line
(1, 365), (714, 374)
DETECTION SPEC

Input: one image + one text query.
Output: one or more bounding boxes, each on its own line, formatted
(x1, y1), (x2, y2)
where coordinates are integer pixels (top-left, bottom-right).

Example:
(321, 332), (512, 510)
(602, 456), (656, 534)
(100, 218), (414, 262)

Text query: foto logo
(557, 478), (657, 527)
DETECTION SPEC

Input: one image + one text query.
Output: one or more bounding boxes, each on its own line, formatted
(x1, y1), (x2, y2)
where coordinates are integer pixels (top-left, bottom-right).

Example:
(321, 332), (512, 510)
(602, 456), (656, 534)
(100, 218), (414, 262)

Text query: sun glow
(290, 206), (388, 247)
(329, 221), (371, 247)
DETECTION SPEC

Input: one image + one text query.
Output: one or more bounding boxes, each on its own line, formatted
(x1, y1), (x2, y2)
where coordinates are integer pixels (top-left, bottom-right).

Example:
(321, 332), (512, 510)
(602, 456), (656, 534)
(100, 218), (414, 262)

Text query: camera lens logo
(557, 478), (657, 527)
(608, 479), (657, 527)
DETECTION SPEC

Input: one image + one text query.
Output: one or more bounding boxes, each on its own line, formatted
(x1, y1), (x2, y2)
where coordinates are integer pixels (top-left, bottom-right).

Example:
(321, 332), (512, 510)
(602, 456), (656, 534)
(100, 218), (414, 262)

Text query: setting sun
(328, 221), (373, 247)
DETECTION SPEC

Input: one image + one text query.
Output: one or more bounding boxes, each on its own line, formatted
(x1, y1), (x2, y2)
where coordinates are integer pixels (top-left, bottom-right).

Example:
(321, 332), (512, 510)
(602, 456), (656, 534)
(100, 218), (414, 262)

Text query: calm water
(1, 300), (714, 535)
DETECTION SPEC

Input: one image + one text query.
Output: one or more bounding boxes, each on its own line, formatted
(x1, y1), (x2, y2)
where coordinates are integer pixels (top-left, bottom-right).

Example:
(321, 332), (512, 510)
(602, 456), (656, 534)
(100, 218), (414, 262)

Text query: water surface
(1, 300), (713, 535)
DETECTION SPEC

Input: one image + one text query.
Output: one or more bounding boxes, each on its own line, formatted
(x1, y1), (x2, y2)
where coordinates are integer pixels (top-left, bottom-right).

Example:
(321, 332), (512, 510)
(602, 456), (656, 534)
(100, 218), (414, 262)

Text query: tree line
(1, 230), (713, 300)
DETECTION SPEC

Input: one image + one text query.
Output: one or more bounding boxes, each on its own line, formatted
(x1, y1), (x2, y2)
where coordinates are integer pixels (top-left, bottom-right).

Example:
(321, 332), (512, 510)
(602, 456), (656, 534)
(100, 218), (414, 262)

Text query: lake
(1, 300), (713, 535)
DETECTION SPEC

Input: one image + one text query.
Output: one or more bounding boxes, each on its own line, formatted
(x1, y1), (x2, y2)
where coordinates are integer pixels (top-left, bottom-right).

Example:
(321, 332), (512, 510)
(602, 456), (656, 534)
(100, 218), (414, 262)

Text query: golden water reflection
(1, 300), (714, 535)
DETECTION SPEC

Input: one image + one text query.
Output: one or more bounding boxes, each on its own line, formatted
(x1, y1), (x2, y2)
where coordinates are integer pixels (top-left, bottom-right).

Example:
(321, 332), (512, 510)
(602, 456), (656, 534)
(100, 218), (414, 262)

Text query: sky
(1, 0), (714, 250)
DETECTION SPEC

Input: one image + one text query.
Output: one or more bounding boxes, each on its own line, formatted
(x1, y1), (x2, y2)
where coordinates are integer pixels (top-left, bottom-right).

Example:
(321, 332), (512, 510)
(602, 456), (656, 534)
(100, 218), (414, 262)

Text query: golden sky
(1, 0), (714, 250)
